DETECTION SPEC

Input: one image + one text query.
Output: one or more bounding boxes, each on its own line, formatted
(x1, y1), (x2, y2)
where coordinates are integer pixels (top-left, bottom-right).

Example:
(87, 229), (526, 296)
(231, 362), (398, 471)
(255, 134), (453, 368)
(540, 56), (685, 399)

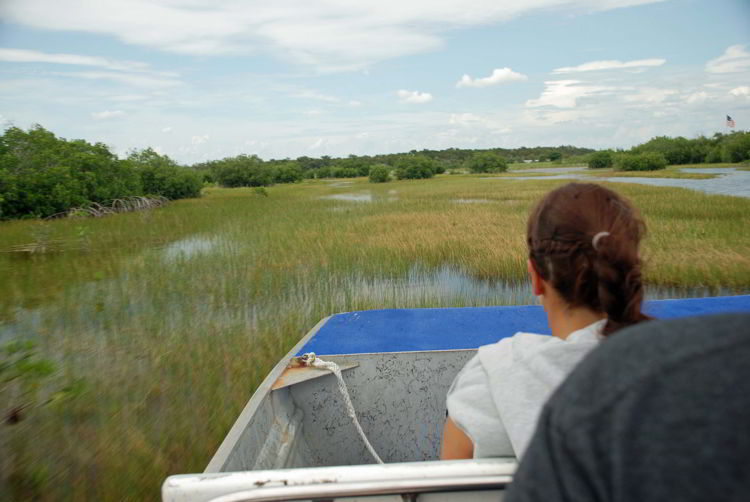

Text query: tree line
(1, 124), (748, 219)
(588, 131), (750, 170)
(0, 126), (202, 219)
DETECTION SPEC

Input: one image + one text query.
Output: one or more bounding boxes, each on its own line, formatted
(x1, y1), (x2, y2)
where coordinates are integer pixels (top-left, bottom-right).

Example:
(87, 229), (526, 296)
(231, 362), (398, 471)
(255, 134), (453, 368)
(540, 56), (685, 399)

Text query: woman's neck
(543, 291), (606, 340)
(547, 308), (606, 340)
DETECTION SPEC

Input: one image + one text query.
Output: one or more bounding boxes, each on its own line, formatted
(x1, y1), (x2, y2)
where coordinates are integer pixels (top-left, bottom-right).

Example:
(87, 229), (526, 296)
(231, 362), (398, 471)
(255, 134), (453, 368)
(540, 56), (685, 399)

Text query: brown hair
(527, 183), (650, 336)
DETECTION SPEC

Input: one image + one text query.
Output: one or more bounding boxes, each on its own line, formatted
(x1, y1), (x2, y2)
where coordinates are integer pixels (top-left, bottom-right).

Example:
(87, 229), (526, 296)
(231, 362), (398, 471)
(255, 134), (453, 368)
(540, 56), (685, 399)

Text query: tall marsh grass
(1, 176), (749, 500)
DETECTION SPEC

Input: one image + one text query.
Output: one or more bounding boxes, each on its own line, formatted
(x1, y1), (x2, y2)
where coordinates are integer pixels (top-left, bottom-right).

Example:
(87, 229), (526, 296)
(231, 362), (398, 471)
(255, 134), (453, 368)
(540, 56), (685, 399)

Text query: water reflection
(496, 167), (750, 198)
(345, 265), (742, 307)
(162, 236), (217, 261)
(348, 265), (533, 305)
(679, 167), (737, 174)
(453, 198), (492, 204)
(321, 192), (373, 203)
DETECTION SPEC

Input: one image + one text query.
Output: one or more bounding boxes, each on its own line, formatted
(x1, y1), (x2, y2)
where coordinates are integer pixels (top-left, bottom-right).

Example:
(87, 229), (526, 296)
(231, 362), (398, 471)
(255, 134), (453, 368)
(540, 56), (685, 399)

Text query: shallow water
(509, 166), (587, 173)
(162, 236), (218, 261)
(499, 167), (750, 198)
(321, 192), (373, 202)
(346, 264), (740, 306)
(3, 260), (738, 342)
(453, 198), (493, 204)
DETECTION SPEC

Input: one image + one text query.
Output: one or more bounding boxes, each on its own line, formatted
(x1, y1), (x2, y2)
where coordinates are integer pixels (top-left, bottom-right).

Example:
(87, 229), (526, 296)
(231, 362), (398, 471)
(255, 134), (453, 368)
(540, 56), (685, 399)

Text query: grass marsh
(1, 175), (749, 501)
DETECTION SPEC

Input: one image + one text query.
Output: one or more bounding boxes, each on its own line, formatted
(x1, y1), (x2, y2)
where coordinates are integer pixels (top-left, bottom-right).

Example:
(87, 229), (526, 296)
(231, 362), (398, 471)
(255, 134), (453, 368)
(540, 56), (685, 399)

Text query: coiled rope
(300, 352), (384, 464)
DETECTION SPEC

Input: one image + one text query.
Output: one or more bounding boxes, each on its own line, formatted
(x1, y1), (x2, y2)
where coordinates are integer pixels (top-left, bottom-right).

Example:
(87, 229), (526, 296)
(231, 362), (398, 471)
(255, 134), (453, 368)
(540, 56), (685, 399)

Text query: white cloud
(161, 126), (173, 133)
(63, 71), (181, 88)
(309, 138), (324, 149)
(0, 48), (180, 89)
(191, 134), (210, 145)
(290, 90), (339, 102)
(91, 110), (125, 119)
(348, 100), (363, 107)
(685, 91), (707, 104)
(0, 47), (153, 73)
(730, 86), (750, 97)
(449, 112), (483, 125)
(0, 0), (667, 71)
(706, 45), (750, 74)
(526, 80), (615, 108)
(456, 67), (527, 88)
(552, 58), (665, 73)
(397, 89), (433, 104)
(623, 88), (678, 104)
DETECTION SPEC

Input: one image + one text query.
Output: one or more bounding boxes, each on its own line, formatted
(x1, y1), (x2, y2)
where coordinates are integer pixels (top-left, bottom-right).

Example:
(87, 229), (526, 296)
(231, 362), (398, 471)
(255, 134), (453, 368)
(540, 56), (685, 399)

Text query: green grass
(1, 176), (749, 500)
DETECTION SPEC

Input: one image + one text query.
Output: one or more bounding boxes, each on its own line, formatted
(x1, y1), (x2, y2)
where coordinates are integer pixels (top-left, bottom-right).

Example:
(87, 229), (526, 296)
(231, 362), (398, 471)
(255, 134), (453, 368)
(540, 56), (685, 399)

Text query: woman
(441, 182), (650, 459)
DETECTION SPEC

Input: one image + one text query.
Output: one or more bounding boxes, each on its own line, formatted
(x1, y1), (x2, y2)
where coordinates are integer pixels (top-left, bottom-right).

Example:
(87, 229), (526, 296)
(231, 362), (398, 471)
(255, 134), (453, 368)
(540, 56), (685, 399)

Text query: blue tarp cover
(298, 295), (750, 356)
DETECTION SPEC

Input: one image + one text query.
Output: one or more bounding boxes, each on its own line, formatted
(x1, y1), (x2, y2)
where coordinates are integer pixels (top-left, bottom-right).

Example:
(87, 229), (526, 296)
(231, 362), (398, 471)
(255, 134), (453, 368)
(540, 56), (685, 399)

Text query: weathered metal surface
(211, 349), (475, 472)
(271, 363), (359, 391)
(250, 391), (313, 471)
(206, 316), (331, 473)
(163, 458), (516, 502)
(289, 351), (476, 466)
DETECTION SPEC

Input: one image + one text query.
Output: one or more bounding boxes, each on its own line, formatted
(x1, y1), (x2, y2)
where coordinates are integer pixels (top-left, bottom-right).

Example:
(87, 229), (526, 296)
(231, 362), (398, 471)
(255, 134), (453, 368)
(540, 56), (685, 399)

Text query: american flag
(726, 115), (736, 128)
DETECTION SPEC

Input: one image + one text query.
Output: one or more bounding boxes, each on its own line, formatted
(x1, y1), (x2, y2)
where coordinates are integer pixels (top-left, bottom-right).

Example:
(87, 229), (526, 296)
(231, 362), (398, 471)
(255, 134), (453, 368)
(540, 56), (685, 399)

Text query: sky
(0, 0), (749, 164)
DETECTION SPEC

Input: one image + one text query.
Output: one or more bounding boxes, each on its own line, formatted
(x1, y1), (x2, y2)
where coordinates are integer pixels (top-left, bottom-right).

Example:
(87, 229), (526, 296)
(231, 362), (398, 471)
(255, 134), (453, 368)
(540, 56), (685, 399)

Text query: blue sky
(0, 0), (748, 163)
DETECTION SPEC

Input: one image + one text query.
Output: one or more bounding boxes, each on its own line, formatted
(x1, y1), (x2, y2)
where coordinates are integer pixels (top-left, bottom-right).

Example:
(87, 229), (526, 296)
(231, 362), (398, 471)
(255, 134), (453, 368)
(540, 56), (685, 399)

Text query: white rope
(301, 353), (384, 464)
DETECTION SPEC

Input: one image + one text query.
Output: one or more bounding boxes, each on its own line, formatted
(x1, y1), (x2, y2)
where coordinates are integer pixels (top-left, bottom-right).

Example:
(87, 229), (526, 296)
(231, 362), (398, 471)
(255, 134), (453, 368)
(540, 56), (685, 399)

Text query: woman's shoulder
(478, 327), (601, 369)
(478, 331), (559, 357)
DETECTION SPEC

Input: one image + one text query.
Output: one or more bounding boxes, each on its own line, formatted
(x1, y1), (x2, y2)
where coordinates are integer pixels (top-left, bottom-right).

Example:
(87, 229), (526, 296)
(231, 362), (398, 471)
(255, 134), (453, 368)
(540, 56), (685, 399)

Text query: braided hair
(527, 183), (650, 336)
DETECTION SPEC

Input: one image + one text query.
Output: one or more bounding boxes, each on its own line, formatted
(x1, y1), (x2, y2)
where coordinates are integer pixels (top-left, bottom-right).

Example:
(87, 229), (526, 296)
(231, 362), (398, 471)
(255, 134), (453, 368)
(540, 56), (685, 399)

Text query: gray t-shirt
(446, 320), (604, 458)
(507, 313), (750, 502)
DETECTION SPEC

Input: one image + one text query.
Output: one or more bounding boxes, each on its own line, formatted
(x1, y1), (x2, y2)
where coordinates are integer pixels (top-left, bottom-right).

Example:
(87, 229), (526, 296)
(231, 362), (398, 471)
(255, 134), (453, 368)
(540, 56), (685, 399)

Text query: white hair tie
(592, 231), (610, 250)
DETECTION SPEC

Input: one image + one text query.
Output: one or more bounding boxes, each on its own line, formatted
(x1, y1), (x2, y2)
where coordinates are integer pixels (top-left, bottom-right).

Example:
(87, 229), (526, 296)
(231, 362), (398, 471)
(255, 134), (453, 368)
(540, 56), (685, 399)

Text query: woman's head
(527, 183), (648, 336)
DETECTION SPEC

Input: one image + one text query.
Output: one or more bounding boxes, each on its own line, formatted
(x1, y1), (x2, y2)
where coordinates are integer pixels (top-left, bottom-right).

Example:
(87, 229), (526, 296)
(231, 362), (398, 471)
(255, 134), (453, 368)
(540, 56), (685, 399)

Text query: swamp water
(501, 167), (750, 198)
(1, 242), (740, 342)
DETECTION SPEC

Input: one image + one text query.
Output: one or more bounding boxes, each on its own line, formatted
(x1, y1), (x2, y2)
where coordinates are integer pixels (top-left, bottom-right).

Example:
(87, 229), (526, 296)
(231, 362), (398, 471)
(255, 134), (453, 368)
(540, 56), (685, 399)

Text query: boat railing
(162, 458), (517, 502)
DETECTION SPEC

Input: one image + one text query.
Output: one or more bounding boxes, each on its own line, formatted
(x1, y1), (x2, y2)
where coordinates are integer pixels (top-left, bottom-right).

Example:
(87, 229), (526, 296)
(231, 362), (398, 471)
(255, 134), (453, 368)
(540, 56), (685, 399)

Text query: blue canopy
(299, 295), (750, 356)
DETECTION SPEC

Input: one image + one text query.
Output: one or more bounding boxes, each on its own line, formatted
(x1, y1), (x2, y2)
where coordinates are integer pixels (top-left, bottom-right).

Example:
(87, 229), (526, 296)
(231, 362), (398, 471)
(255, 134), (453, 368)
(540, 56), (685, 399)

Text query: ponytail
(527, 183), (650, 337)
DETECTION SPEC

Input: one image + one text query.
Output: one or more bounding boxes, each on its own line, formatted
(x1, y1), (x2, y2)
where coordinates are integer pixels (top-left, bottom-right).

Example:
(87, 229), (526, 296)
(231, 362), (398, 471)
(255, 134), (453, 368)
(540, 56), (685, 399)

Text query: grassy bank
(1, 175), (749, 500)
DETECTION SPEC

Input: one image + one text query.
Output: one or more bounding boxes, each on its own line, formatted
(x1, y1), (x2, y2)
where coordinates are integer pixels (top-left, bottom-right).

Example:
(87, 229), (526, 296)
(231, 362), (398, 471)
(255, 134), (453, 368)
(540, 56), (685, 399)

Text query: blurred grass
(1, 175), (749, 500)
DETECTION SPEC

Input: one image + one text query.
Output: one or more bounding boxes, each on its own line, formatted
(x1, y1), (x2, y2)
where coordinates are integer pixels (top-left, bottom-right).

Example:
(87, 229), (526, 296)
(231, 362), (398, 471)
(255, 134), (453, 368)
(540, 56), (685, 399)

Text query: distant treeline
(630, 132), (750, 164)
(1, 124), (748, 220)
(192, 145), (594, 186)
(587, 132), (750, 171)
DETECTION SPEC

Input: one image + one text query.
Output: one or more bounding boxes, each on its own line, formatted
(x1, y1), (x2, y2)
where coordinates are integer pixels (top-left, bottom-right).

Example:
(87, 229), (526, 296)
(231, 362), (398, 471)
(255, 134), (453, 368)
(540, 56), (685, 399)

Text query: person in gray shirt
(506, 312), (750, 502)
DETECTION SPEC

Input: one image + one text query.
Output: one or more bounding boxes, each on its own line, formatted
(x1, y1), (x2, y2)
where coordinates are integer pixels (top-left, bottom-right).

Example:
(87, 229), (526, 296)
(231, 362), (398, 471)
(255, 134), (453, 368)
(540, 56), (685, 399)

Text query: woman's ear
(527, 258), (545, 297)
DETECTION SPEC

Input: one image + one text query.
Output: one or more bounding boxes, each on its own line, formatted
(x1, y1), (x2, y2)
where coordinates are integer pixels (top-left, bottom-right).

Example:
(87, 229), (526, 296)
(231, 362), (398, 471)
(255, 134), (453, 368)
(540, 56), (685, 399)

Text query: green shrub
(331, 167), (358, 178)
(127, 148), (203, 198)
(316, 166), (332, 178)
(721, 132), (750, 163)
(273, 162), (303, 183)
(616, 152), (667, 171)
(464, 152), (507, 173)
(0, 126), (150, 219)
(213, 155), (275, 187)
(368, 164), (390, 183)
(588, 151), (614, 169)
(394, 155), (436, 179)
